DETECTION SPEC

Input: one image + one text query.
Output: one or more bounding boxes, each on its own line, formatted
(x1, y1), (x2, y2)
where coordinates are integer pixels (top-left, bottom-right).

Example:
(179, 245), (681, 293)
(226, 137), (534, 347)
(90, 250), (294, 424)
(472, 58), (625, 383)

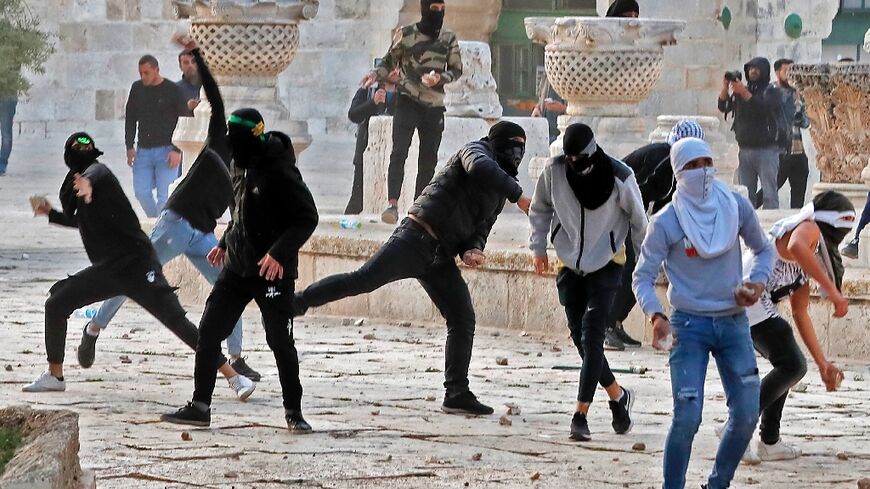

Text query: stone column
(525, 17), (685, 185)
(397, 0), (502, 43)
(444, 41), (502, 119)
(171, 0), (319, 160)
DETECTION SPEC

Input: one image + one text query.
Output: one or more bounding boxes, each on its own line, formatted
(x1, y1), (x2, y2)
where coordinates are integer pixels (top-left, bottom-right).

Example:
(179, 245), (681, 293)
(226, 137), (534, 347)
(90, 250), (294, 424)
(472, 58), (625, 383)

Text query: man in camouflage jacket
(362, 0), (462, 224)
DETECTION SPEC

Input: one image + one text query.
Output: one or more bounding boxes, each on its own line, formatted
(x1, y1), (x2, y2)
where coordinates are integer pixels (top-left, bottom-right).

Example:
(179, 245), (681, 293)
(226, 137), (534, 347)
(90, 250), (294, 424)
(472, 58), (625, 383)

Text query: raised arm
(459, 145), (523, 203)
(190, 48), (226, 141)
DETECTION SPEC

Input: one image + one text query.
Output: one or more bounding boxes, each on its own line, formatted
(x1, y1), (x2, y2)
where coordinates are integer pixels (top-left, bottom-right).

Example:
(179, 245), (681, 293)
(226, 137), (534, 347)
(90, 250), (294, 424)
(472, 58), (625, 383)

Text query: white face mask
(676, 167), (716, 201)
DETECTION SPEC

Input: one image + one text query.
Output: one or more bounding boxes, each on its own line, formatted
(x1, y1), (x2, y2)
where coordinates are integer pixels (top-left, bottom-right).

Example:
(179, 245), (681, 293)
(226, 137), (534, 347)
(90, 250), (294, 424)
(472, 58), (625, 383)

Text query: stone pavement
(0, 140), (868, 488)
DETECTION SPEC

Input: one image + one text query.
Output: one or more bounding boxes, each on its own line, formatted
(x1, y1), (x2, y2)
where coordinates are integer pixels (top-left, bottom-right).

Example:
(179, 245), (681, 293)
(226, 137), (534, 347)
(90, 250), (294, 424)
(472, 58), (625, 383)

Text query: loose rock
(836, 452), (849, 460)
(496, 357), (508, 366)
(505, 403), (521, 415)
(530, 471), (541, 481)
(119, 355), (132, 364)
(471, 453), (482, 461)
(857, 478), (870, 489)
(632, 442), (646, 451)
(354, 318), (365, 326)
(363, 333), (376, 340)
(224, 471), (238, 478)
(4, 365), (12, 372)
(499, 415), (512, 426)
(342, 318), (353, 326)
(181, 431), (192, 441)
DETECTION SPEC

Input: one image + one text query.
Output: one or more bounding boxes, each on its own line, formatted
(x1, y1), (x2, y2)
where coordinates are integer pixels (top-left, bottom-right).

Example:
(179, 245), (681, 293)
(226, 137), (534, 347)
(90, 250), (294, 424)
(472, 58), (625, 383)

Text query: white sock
(86, 323), (101, 336)
(228, 374), (239, 383)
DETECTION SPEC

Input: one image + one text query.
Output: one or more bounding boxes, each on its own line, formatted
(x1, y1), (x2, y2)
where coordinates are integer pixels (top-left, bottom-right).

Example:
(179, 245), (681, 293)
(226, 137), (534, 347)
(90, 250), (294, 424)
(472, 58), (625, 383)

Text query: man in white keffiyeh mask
(632, 137), (776, 489)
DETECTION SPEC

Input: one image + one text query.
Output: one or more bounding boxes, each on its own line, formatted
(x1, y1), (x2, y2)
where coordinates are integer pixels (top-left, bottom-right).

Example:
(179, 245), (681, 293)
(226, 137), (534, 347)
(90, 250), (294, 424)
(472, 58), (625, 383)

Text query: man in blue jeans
(0, 95), (17, 175)
(633, 138), (774, 489)
(125, 54), (186, 217)
(85, 37), (260, 381)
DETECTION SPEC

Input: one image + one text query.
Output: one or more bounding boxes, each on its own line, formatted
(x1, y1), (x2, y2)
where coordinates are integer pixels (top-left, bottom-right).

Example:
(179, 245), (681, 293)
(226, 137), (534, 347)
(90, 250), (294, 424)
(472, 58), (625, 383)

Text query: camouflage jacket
(374, 24), (462, 108)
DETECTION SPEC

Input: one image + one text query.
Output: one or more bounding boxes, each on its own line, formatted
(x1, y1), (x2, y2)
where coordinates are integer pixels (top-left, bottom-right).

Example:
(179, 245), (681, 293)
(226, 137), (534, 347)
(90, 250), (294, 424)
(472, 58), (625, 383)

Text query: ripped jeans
(663, 311), (760, 489)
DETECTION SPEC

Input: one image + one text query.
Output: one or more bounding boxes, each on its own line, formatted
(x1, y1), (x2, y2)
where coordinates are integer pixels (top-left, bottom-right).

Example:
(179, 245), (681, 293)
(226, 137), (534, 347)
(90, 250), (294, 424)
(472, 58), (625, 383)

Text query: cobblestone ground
(0, 141), (868, 488)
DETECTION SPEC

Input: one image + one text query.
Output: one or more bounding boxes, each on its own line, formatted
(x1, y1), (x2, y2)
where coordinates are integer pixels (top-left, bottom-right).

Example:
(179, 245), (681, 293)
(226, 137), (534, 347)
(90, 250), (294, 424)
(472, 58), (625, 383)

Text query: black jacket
(220, 132), (319, 280)
(409, 140), (523, 257)
(718, 57), (781, 148)
(348, 86), (398, 167)
(622, 142), (673, 214)
(164, 48), (233, 234)
(49, 162), (157, 266)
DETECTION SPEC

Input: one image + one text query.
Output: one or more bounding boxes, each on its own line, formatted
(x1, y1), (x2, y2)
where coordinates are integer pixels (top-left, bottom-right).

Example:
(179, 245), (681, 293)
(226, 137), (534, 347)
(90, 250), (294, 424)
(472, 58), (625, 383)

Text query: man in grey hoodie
(529, 123), (647, 441)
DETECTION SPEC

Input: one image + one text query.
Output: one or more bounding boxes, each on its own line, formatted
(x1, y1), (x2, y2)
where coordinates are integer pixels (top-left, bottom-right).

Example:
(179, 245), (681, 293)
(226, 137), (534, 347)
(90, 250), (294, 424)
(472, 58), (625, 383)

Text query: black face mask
(493, 140), (525, 177)
(228, 126), (265, 170)
(419, 1), (445, 37)
(63, 149), (102, 173)
(566, 154), (594, 175)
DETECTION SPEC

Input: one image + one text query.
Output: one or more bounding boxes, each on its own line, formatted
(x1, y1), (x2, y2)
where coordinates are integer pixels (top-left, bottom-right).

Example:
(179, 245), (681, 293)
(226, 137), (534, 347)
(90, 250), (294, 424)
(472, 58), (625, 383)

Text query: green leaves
(0, 0), (54, 97)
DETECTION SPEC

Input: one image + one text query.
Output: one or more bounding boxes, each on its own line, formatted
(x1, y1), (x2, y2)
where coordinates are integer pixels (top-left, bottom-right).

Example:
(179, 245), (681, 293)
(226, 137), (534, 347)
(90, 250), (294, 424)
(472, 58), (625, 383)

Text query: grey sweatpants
(738, 146), (780, 210)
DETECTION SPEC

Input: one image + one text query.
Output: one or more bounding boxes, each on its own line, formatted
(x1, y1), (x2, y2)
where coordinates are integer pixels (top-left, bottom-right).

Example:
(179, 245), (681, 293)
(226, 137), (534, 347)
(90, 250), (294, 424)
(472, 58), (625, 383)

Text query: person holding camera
(718, 57), (783, 210)
(344, 64), (399, 215)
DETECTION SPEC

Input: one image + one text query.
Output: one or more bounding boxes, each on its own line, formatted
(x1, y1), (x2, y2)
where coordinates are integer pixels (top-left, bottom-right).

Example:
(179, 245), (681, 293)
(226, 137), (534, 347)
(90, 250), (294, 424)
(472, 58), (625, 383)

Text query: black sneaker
(569, 412), (592, 441)
(292, 292), (309, 317)
(161, 402), (210, 427)
(604, 328), (625, 351)
(441, 391), (494, 415)
(77, 323), (98, 369)
(613, 322), (642, 348)
(381, 205), (399, 225)
(229, 357), (262, 382)
(842, 238), (859, 259)
(285, 410), (312, 433)
(608, 387), (634, 434)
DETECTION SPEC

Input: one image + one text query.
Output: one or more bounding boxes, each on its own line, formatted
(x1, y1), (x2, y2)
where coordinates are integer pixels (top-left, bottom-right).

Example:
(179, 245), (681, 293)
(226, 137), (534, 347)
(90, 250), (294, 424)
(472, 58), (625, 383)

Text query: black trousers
(777, 152), (809, 209)
(556, 263), (622, 403)
(388, 94), (445, 201)
(302, 219), (475, 396)
(44, 255), (224, 368)
(610, 230), (638, 326)
(344, 162), (364, 215)
(193, 268), (302, 410)
(751, 316), (808, 445)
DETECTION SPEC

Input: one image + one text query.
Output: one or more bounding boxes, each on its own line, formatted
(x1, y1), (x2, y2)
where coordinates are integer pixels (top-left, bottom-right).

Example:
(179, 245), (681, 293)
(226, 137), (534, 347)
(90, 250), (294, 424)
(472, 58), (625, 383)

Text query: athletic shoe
(160, 402), (210, 427)
(613, 322), (642, 348)
(608, 387), (634, 434)
(22, 371), (66, 392)
(756, 439), (801, 461)
(841, 238), (859, 259)
(77, 323), (98, 369)
(381, 205), (399, 225)
(441, 391), (494, 415)
(569, 412), (592, 441)
(604, 328), (625, 351)
(713, 421), (761, 465)
(229, 357), (261, 382)
(228, 374), (256, 401)
(285, 410), (313, 433)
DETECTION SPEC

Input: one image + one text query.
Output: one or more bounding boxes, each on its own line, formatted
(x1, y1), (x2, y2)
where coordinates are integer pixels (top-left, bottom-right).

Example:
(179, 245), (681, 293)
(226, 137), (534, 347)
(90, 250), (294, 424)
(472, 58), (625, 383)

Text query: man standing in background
(125, 55), (187, 217)
(772, 58), (810, 210)
(361, 0), (462, 225)
(176, 50), (202, 117)
(0, 91), (16, 177)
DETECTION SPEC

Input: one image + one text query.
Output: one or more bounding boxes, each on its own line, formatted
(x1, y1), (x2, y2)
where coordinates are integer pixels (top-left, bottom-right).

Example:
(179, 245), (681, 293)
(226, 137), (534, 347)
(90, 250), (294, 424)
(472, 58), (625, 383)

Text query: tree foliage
(0, 0), (54, 97)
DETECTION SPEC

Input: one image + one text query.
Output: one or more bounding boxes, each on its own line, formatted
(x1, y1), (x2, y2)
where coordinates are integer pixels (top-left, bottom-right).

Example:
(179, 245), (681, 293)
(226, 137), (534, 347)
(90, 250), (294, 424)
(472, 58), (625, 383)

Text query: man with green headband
(162, 103), (319, 433)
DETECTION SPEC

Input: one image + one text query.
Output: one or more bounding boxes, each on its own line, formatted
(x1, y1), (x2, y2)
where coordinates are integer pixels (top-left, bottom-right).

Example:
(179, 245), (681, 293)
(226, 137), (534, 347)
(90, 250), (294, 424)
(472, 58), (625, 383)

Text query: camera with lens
(724, 70), (743, 83)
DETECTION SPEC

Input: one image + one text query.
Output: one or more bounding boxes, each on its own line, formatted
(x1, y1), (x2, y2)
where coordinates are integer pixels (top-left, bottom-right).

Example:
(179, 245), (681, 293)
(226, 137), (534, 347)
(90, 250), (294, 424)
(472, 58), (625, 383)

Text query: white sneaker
(228, 374), (256, 401)
(756, 439), (802, 461)
(714, 421), (760, 465)
(22, 371), (66, 392)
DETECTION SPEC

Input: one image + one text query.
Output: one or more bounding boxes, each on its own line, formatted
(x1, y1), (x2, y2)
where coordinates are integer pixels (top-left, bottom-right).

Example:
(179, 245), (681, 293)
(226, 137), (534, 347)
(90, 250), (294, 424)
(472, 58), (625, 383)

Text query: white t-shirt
(744, 245), (807, 326)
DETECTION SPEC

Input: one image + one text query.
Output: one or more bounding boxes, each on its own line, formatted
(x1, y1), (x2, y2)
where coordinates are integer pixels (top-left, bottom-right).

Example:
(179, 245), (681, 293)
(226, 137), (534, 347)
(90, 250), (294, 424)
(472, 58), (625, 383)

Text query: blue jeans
(663, 311), (760, 489)
(0, 96), (17, 173)
(92, 210), (244, 356)
(737, 146), (780, 210)
(133, 146), (178, 217)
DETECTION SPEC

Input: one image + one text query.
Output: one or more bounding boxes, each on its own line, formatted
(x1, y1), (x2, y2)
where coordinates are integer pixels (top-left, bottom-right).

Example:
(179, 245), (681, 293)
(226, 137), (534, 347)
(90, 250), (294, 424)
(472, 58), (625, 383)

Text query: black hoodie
(219, 132), (319, 280)
(50, 138), (156, 266)
(718, 57), (781, 148)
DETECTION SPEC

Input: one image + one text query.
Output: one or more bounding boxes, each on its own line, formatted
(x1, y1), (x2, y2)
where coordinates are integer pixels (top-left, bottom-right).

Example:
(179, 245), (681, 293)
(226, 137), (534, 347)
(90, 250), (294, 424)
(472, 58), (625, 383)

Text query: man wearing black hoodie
(295, 122), (532, 416)
(24, 133), (252, 398)
(161, 108), (319, 432)
(718, 57), (782, 209)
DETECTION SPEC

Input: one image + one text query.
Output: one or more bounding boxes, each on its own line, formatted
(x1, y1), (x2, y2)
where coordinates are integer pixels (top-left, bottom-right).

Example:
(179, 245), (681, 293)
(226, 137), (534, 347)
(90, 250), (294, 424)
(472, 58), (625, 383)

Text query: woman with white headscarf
(736, 191), (852, 463)
(632, 138), (775, 489)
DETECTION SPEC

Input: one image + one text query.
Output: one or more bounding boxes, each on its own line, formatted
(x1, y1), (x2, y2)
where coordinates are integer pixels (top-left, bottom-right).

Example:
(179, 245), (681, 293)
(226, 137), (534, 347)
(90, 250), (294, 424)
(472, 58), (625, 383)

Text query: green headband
(75, 136), (92, 145)
(228, 115), (266, 142)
